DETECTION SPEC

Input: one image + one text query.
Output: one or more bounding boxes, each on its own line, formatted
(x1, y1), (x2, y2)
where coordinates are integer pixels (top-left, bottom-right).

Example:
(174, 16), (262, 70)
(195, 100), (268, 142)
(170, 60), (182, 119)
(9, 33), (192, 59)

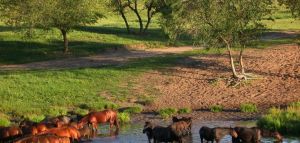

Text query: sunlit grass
(257, 102), (300, 135)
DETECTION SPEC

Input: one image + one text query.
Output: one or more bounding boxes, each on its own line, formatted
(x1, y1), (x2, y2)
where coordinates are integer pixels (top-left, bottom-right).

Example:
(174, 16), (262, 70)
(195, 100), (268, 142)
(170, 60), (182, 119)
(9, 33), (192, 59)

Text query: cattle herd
(0, 109), (119, 143)
(0, 110), (284, 143)
(143, 116), (283, 143)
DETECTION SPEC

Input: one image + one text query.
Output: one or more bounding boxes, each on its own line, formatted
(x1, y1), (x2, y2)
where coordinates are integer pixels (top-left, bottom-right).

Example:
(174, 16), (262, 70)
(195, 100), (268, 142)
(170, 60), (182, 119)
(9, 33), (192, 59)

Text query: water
(89, 120), (300, 143)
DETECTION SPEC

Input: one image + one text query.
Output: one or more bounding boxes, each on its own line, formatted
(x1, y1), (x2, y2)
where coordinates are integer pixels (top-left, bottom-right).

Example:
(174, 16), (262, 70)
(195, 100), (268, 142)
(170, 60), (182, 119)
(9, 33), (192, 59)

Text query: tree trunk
(128, 0), (143, 33)
(222, 38), (239, 78)
(143, 1), (154, 33)
(61, 29), (68, 53)
(120, 10), (131, 33)
(239, 45), (245, 75)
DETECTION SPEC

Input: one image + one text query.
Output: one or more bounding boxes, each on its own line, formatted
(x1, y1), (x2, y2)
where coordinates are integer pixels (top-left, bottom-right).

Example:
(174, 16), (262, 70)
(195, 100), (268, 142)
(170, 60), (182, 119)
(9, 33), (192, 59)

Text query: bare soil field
(138, 44), (300, 114)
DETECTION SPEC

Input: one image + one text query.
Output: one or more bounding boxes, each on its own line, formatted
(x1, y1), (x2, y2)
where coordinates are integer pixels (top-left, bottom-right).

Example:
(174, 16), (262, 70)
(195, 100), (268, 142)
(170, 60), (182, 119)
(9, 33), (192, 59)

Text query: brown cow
(0, 126), (23, 142)
(38, 126), (81, 142)
(14, 134), (70, 143)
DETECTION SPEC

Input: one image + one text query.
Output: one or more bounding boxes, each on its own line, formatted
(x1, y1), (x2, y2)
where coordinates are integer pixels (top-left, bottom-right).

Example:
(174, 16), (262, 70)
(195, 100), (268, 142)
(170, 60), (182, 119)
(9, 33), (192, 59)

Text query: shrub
(158, 108), (177, 119)
(118, 112), (131, 124)
(25, 114), (45, 123)
(73, 108), (89, 116)
(142, 99), (155, 106)
(0, 117), (10, 127)
(210, 105), (223, 112)
(45, 107), (68, 117)
(257, 104), (300, 135)
(178, 108), (192, 114)
(289, 101), (300, 108)
(124, 106), (143, 114)
(240, 103), (258, 113)
(88, 103), (119, 111)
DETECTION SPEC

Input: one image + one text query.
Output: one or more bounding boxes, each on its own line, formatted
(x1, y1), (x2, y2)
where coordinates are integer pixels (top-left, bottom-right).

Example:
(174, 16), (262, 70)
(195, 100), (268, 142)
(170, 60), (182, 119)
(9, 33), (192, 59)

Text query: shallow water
(90, 120), (300, 143)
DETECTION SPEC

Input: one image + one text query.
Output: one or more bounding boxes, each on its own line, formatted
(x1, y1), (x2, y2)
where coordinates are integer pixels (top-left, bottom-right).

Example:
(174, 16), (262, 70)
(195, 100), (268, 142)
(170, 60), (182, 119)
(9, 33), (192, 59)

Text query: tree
(165, 0), (271, 82)
(278, 0), (300, 18)
(108, 0), (166, 34)
(108, 0), (131, 33)
(0, 0), (102, 53)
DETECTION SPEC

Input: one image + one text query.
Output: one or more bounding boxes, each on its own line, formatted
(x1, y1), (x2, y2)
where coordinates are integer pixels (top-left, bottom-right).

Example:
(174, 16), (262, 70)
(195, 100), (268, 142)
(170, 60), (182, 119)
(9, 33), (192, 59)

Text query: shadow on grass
(0, 40), (126, 64)
(75, 26), (168, 42)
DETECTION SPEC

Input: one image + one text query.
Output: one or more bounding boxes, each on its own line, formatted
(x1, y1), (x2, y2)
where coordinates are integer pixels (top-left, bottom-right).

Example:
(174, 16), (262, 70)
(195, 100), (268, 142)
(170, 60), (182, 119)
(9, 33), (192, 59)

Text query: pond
(90, 120), (300, 143)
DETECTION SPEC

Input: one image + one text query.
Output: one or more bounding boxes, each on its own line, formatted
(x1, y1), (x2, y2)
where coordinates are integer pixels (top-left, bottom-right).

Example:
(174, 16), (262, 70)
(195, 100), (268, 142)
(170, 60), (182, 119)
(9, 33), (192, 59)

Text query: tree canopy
(164, 0), (272, 80)
(279, 0), (300, 18)
(0, 0), (103, 53)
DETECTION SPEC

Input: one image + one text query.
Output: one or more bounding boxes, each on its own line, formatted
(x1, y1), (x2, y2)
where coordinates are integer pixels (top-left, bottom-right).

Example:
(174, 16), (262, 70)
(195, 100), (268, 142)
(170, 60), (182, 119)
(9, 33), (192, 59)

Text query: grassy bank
(257, 102), (300, 135)
(0, 52), (190, 125)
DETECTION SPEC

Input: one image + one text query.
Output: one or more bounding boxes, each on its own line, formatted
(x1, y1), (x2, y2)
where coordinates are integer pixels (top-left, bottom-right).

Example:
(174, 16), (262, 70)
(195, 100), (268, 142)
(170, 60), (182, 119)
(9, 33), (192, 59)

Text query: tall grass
(158, 108), (177, 119)
(257, 102), (300, 135)
(240, 103), (258, 113)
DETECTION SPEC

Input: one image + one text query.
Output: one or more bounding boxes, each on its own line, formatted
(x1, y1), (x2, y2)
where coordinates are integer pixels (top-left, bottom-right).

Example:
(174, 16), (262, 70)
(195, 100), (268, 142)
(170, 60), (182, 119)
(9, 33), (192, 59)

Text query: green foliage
(162, 0), (271, 48)
(210, 105), (223, 113)
(118, 112), (131, 124)
(0, 114), (10, 126)
(107, 0), (167, 34)
(0, 0), (103, 51)
(177, 108), (192, 114)
(158, 108), (177, 118)
(74, 108), (89, 116)
(0, 118), (10, 127)
(124, 106), (143, 114)
(24, 114), (45, 123)
(45, 107), (68, 117)
(278, 0), (300, 19)
(240, 103), (258, 113)
(257, 104), (300, 135)
(289, 101), (300, 107)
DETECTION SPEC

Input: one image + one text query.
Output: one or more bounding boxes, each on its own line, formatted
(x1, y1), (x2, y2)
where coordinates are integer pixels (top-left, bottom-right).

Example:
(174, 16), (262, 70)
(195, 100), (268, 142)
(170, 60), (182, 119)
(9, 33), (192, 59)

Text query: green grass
(118, 112), (131, 124)
(0, 52), (192, 121)
(240, 103), (258, 113)
(0, 8), (191, 65)
(123, 106), (143, 114)
(177, 108), (192, 114)
(0, 67), (137, 119)
(210, 105), (223, 113)
(0, 114), (11, 126)
(257, 102), (300, 135)
(0, 6), (298, 65)
(158, 108), (177, 119)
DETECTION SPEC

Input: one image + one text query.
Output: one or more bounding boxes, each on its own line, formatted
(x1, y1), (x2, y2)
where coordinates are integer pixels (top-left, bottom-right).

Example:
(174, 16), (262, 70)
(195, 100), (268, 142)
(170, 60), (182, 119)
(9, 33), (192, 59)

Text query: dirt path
(0, 31), (298, 71)
(0, 47), (194, 70)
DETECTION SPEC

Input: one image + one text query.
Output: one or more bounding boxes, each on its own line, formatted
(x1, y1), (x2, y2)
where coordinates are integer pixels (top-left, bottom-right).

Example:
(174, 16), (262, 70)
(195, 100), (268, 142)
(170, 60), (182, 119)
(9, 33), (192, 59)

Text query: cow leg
(92, 122), (98, 137)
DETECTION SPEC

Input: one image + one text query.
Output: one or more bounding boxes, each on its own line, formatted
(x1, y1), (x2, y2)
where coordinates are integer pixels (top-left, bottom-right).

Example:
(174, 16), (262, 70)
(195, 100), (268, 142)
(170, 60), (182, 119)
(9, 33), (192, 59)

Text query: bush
(142, 99), (155, 106)
(118, 112), (131, 124)
(73, 108), (89, 116)
(124, 106), (143, 114)
(0, 117), (10, 127)
(45, 107), (68, 117)
(178, 108), (192, 114)
(158, 108), (177, 119)
(240, 103), (258, 113)
(25, 114), (45, 123)
(210, 105), (223, 112)
(88, 103), (119, 111)
(289, 101), (300, 107)
(257, 104), (300, 135)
